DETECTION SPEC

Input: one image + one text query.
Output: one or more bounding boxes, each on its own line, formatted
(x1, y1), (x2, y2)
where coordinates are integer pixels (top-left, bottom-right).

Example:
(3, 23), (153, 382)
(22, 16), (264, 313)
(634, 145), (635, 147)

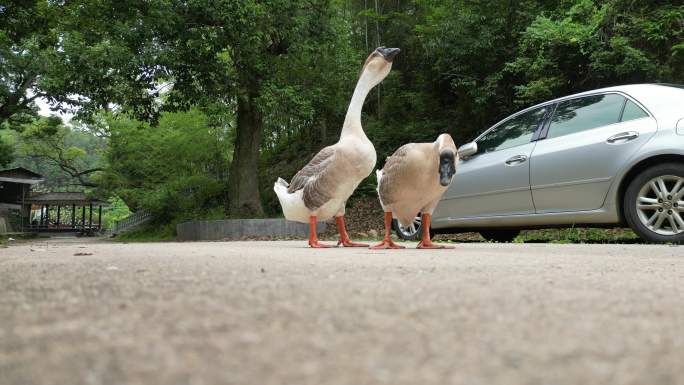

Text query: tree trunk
(227, 89), (264, 217)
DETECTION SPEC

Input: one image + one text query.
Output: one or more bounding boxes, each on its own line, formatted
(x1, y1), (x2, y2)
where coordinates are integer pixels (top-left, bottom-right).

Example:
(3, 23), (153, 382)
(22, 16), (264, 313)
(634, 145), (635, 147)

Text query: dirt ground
(1, 239), (683, 385)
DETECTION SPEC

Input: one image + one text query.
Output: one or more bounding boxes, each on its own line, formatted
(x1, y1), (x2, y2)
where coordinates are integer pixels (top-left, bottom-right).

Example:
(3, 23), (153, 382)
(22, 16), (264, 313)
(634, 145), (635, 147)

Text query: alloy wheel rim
(398, 214), (422, 237)
(636, 175), (684, 236)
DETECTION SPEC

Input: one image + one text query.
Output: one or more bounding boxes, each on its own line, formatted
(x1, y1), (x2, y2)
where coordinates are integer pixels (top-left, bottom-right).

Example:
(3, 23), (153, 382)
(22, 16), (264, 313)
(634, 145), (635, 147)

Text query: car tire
(392, 213), (423, 241)
(479, 229), (520, 243)
(392, 214), (434, 241)
(623, 162), (684, 243)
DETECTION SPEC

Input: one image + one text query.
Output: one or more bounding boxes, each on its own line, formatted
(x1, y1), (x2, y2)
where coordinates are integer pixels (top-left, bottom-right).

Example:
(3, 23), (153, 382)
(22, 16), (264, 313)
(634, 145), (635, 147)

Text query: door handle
(505, 155), (528, 166)
(607, 131), (639, 143)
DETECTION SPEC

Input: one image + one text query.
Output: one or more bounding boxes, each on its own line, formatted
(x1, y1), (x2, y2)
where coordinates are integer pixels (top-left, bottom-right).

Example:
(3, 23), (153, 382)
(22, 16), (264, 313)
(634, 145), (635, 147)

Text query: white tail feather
(273, 178), (309, 223)
(375, 169), (387, 211)
(276, 177), (289, 187)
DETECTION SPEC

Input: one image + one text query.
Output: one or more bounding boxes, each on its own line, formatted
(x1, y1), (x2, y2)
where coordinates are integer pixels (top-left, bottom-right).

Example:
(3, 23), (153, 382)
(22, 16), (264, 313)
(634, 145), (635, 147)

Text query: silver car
(395, 84), (684, 243)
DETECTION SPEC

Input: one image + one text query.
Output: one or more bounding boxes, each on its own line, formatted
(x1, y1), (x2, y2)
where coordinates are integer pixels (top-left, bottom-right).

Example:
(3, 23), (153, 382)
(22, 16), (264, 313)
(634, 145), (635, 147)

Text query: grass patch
(514, 228), (641, 244)
(114, 223), (176, 242)
(435, 227), (642, 244)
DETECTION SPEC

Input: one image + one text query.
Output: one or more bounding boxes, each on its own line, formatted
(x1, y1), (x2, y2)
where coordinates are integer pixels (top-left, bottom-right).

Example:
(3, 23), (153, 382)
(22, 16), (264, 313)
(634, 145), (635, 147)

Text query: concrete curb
(176, 218), (326, 241)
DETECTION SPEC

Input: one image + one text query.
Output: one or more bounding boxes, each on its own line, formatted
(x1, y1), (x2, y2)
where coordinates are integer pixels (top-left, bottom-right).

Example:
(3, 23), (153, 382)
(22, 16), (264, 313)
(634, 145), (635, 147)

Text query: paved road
(1, 240), (683, 385)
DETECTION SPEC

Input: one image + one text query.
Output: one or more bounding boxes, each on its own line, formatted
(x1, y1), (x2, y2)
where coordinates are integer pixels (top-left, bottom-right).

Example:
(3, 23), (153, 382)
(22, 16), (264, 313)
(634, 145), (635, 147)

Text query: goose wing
(288, 146), (338, 210)
(378, 143), (418, 206)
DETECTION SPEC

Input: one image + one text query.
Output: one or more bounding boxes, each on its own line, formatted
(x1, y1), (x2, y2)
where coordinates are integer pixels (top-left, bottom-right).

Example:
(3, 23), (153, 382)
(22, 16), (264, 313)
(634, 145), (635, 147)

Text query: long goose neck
(341, 71), (374, 139)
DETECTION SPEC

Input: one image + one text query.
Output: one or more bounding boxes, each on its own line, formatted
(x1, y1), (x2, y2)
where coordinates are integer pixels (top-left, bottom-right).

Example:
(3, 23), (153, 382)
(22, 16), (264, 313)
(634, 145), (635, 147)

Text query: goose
(372, 133), (458, 249)
(274, 47), (401, 248)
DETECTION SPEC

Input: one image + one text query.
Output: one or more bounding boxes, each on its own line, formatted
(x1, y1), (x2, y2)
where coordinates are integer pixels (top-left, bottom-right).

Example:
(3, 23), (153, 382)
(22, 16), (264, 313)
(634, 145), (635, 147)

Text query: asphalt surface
(1, 239), (683, 385)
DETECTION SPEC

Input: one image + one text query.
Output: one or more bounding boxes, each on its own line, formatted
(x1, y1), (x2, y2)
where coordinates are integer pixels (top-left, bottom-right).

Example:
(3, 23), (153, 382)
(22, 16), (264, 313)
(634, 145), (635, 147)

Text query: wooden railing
(114, 210), (152, 234)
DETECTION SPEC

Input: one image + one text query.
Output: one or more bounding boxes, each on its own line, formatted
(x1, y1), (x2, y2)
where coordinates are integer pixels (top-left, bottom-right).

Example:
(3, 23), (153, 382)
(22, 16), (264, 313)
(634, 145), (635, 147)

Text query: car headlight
(678, 118), (684, 135)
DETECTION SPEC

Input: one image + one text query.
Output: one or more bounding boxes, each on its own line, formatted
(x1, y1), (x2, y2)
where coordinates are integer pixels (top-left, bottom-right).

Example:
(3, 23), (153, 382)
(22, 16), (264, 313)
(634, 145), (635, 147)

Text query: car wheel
(393, 214), (422, 241)
(393, 214), (432, 241)
(624, 163), (684, 243)
(479, 229), (520, 242)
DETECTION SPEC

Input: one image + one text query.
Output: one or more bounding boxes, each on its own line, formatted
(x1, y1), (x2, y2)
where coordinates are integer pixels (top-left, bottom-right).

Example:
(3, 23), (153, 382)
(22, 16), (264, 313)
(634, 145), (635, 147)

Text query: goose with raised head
(274, 47), (401, 248)
(372, 133), (458, 249)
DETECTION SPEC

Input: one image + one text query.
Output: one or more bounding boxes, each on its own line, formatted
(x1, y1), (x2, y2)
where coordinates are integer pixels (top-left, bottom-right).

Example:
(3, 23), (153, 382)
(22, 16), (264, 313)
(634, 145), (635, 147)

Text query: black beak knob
(377, 47), (401, 62)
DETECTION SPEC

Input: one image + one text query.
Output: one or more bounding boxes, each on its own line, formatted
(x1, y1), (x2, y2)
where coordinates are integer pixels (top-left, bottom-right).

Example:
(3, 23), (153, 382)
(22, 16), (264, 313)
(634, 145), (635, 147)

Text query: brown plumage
(287, 146), (337, 210)
(378, 143), (418, 207)
(377, 134), (458, 227)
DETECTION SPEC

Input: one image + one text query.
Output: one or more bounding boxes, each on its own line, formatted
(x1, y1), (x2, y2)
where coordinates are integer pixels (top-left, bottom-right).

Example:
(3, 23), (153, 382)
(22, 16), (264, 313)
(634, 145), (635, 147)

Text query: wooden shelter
(0, 167), (44, 204)
(0, 167), (45, 232)
(24, 192), (107, 234)
(0, 167), (106, 235)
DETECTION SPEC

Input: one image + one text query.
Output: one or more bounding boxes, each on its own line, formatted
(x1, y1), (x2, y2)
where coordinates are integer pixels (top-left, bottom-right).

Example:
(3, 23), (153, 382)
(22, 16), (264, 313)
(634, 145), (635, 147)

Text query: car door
(530, 93), (657, 213)
(434, 106), (548, 220)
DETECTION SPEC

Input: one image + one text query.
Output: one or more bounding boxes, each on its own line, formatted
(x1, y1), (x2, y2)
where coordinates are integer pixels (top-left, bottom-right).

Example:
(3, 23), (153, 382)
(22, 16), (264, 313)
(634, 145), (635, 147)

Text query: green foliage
(100, 197), (131, 230)
(0, 0), (56, 125)
(9, 116), (106, 189)
(3, 0), (683, 223)
(0, 0), (175, 125)
(514, 227), (640, 244)
(507, 0), (684, 105)
(103, 109), (231, 223)
(0, 133), (13, 167)
(114, 223), (176, 242)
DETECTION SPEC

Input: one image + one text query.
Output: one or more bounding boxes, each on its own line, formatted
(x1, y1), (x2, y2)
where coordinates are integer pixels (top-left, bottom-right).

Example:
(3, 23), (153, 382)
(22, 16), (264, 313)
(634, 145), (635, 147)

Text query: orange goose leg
(370, 212), (405, 249)
(416, 213), (454, 249)
(336, 216), (369, 247)
(309, 216), (335, 248)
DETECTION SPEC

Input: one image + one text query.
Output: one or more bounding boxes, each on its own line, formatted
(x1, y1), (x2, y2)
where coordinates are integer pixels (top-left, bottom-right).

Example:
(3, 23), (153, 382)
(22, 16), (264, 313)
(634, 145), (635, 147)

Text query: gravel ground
(1, 239), (683, 385)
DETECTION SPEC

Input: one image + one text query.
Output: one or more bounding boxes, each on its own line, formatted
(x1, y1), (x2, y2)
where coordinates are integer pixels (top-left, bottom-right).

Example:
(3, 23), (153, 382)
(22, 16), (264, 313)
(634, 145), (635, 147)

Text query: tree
(1, 1), (175, 125)
(14, 116), (105, 188)
(4, 0), (364, 218)
(506, 0), (684, 105)
(155, 0), (358, 217)
(408, 0), (560, 138)
(0, 134), (12, 167)
(103, 109), (232, 221)
(0, 1), (55, 127)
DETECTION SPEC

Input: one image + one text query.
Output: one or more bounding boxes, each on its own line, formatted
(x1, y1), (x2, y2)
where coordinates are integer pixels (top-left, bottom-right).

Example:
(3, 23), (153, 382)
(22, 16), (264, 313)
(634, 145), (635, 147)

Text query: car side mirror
(458, 142), (477, 158)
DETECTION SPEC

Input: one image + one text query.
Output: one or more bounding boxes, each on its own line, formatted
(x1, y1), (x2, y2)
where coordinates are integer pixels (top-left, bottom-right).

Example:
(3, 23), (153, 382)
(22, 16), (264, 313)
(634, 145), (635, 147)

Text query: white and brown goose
(372, 133), (458, 249)
(274, 47), (401, 248)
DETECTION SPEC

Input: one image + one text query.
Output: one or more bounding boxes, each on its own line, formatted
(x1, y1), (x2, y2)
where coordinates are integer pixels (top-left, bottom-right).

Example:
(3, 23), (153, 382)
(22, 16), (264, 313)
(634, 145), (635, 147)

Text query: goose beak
(377, 47), (401, 62)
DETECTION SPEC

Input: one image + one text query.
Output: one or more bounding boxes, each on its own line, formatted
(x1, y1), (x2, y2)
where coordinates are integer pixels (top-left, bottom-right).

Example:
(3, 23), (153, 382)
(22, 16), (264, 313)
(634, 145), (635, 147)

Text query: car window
(621, 100), (648, 122)
(547, 94), (625, 139)
(477, 107), (547, 153)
